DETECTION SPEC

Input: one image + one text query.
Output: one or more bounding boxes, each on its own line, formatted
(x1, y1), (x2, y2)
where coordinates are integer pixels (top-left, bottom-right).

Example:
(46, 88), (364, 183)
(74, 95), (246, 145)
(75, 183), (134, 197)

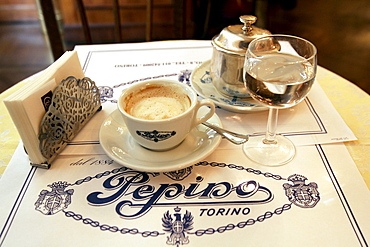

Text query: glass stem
(263, 108), (278, 144)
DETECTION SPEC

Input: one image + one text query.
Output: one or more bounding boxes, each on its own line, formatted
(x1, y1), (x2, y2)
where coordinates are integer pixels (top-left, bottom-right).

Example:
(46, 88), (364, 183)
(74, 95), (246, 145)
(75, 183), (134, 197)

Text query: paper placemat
(61, 41), (356, 156)
(0, 141), (369, 246)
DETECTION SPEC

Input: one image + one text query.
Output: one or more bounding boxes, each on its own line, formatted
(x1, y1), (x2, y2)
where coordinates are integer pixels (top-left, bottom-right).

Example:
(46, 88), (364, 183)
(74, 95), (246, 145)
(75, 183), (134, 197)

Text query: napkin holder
(36, 76), (101, 169)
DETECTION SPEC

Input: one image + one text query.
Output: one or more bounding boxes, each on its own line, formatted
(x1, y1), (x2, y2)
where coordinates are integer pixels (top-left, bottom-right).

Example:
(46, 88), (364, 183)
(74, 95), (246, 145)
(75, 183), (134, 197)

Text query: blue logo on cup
(136, 130), (177, 142)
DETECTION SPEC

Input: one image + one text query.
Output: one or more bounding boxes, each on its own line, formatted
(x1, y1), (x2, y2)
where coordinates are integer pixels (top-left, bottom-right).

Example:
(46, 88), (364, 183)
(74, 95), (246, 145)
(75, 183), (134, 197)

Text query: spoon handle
(202, 122), (249, 145)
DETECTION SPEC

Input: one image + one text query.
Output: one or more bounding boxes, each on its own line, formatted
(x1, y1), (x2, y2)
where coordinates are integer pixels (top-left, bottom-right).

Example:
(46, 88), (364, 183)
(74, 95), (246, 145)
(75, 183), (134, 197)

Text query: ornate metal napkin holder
(37, 76), (101, 168)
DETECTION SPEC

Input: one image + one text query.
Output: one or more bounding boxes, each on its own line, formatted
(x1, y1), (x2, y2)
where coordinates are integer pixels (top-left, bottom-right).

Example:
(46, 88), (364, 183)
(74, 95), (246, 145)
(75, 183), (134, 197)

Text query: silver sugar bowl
(210, 15), (271, 98)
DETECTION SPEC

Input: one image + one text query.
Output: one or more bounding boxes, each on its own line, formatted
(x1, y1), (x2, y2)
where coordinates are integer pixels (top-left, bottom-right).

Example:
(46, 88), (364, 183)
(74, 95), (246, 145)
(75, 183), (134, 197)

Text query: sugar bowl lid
(212, 15), (272, 55)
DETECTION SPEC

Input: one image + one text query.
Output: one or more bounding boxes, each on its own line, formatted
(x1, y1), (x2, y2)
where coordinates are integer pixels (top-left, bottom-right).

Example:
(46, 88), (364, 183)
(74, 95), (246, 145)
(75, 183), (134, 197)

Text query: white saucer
(190, 60), (267, 113)
(99, 109), (222, 172)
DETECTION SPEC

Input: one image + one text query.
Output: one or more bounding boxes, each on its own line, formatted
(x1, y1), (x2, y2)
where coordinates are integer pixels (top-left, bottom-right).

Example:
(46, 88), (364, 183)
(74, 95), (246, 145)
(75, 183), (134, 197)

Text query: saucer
(190, 60), (267, 113)
(99, 109), (222, 172)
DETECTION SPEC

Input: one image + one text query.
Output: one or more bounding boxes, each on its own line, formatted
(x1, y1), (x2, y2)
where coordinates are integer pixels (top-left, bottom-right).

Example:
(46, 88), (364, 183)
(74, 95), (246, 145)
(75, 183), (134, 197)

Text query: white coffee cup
(118, 79), (216, 151)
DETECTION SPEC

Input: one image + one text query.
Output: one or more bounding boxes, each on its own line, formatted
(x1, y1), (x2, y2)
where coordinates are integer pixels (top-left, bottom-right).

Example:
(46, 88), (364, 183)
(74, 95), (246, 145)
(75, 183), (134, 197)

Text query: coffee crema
(124, 84), (191, 120)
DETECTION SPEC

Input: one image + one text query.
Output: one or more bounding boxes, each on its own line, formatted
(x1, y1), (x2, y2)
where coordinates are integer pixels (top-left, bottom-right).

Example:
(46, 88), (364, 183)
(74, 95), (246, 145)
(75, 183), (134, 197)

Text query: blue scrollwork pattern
(35, 161), (320, 245)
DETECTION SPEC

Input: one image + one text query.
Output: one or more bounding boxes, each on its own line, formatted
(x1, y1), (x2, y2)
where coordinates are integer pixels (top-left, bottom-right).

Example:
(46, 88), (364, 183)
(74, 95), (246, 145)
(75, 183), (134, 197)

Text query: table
(1, 46), (369, 188)
(0, 41), (369, 246)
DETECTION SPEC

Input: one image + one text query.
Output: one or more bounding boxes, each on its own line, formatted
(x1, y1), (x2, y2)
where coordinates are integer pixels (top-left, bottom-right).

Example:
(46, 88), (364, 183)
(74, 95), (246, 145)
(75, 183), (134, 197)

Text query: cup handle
(192, 99), (216, 128)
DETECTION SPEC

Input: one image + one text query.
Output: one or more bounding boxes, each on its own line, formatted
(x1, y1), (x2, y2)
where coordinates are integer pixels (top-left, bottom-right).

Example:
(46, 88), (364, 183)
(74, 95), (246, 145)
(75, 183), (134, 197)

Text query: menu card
(0, 41), (368, 246)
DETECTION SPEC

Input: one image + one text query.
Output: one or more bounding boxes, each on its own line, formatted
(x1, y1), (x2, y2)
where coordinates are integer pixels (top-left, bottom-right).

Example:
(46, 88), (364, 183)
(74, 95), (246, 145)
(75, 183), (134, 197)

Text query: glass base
(242, 134), (296, 167)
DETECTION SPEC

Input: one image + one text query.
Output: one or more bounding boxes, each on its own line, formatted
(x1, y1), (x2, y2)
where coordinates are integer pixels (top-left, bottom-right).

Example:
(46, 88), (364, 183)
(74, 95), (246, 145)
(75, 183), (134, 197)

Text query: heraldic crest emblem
(162, 206), (193, 246)
(35, 181), (74, 215)
(283, 174), (320, 208)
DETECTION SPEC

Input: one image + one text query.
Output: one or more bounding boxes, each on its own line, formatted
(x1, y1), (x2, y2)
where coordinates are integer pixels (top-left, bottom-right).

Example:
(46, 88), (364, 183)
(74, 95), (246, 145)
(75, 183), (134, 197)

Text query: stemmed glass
(243, 34), (317, 166)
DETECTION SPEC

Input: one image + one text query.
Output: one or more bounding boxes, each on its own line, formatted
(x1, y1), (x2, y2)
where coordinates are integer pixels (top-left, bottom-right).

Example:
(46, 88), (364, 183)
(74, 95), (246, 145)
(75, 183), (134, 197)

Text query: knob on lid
(212, 15), (272, 55)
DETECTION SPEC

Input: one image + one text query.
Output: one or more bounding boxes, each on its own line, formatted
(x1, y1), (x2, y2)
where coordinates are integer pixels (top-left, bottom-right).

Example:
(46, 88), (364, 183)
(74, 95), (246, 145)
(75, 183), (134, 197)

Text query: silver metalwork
(202, 122), (249, 145)
(210, 15), (271, 98)
(38, 76), (101, 168)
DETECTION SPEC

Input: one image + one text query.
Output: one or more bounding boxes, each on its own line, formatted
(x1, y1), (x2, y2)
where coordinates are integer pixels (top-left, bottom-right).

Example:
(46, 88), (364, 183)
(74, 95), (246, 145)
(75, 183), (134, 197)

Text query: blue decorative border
(0, 145), (367, 246)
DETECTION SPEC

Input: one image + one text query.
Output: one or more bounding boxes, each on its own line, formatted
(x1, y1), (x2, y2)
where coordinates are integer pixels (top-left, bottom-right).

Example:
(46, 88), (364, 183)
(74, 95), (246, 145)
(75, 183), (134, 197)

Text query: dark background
(0, 0), (369, 94)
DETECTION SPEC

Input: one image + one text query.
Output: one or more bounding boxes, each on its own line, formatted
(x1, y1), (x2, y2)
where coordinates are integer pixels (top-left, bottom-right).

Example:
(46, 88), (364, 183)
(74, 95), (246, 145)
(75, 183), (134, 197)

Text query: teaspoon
(202, 122), (249, 145)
